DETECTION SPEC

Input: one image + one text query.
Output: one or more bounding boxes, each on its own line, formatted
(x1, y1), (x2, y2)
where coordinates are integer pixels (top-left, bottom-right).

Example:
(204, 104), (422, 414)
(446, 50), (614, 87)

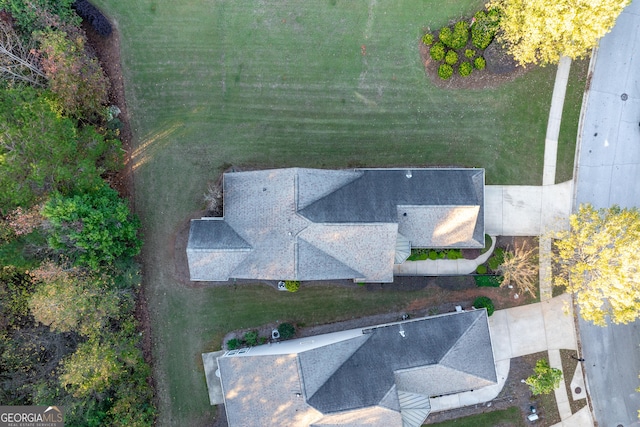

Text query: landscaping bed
(425, 352), (561, 426)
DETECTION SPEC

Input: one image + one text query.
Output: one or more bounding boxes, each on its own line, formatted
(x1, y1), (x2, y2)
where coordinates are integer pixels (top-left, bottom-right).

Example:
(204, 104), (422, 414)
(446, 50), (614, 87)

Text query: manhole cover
(621, 93), (629, 101)
(575, 387), (582, 394)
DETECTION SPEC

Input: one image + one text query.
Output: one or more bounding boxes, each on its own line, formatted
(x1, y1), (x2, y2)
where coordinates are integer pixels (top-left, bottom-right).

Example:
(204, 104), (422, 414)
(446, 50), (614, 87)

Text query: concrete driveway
(485, 181), (573, 236)
(489, 294), (577, 362)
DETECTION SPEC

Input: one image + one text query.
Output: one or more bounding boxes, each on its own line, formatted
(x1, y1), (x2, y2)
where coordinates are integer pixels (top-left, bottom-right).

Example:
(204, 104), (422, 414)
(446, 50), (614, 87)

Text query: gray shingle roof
(216, 310), (496, 427)
(187, 219), (251, 249)
(187, 168), (484, 281)
(298, 169), (483, 223)
(218, 354), (322, 427)
(306, 310), (495, 414)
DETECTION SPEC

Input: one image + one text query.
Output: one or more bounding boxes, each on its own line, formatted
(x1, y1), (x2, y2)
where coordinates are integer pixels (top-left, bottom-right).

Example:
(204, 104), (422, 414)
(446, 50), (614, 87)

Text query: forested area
(0, 1), (155, 425)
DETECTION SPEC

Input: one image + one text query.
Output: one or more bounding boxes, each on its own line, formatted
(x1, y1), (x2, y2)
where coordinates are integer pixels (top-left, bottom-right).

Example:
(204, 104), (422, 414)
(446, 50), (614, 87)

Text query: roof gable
(216, 311), (496, 427)
(397, 205), (482, 248)
(187, 168), (485, 281)
(306, 311), (487, 414)
(297, 239), (364, 282)
(297, 168), (362, 209)
(187, 219), (251, 250)
(298, 169), (483, 224)
(299, 223), (397, 282)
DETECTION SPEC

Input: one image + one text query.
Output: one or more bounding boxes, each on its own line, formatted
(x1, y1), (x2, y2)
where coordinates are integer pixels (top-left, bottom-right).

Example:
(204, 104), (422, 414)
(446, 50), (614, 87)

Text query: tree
(0, 86), (118, 213)
(29, 264), (123, 337)
(490, 0), (631, 65)
(554, 204), (640, 326)
(0, 265), (78, 405)
(60, 337), (123, 398)
(42, 185), (141, 269)
(0, 21), (46, 86)
(525, 359), (563, 395)
(0, 0), (78, 36)
(36, 29), (110, 119)
(498, 241), (538, 298)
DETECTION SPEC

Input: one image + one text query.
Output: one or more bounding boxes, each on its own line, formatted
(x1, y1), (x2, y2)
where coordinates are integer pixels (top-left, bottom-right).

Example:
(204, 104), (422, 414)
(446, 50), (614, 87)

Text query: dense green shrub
(428, 250), (438, 260)
(438, 64), (453, 79)
(474, 56), (487, 70)
(429, 41), (446, 61)
(476, 264), (487, 275)
(471, 9), (500, 49)
(488, 247), (505, 271)
(465, 49), (476, 58)
(459, 61), (473, 76)
(481, 234), (493, 254)
(277, 323), (296, 340)
(0, 87), (118, 213)
(285, 280), (300, 292)
(446, 249), (463, 259)
(445, 50), (459, 65)
(408, 248), (428, 261)
(42, 184), (142, 269)
(243, 330), (259, 346)
(474, 275), (503, 287)
(0, 0), (79, 35)
(450, 20), (470, 49)
(438, 26), (452, 47)
(473, 296), (495, 316)
(421, 33), (434, 45)
(226, 338), (241, 350)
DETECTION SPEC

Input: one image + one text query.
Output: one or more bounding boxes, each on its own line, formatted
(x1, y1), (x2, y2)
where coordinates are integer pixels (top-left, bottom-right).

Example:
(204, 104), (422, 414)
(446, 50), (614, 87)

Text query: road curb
(571, 47), (599, 212)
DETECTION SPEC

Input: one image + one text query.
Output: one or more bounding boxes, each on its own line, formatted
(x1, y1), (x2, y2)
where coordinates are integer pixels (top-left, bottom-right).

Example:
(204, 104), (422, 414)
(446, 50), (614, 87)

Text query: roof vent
(405, 170), (412, 178)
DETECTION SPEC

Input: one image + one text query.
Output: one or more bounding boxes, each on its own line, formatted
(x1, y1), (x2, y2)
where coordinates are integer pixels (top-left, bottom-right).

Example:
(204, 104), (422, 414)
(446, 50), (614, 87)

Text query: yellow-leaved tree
(554, 204), (640, 326)
(489, 0), (631, 65)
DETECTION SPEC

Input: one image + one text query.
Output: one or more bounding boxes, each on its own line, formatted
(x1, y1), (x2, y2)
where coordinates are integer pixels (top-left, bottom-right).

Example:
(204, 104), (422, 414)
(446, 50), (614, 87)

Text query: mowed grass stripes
(94, 0), (587, 425)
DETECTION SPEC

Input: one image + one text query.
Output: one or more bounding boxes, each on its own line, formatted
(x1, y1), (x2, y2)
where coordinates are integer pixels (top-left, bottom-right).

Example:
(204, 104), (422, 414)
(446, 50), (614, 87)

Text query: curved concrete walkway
(489, 294), (588, 425)
(393, 235), (496, 276)
(430, 294), (584, 421)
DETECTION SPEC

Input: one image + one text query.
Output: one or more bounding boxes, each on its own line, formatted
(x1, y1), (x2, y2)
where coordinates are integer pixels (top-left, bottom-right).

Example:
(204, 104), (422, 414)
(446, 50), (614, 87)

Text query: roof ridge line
(297, 236), (365, 279)
(438, 311), (483, 364)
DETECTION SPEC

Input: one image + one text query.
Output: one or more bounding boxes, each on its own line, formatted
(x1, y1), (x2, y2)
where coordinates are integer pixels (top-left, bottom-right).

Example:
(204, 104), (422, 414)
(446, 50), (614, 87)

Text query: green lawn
(424, 406), (525, 426)
(93, 1), (588, 425)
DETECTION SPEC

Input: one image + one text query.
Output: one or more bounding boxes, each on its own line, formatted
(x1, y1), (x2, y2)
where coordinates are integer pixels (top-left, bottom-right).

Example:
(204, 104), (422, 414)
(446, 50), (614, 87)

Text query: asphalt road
(574, 1), (640, 426)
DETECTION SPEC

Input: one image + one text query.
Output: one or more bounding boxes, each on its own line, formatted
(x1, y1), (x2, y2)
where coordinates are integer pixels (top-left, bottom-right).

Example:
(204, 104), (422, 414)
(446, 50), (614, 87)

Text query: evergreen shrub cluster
(421, 8), (499, 80)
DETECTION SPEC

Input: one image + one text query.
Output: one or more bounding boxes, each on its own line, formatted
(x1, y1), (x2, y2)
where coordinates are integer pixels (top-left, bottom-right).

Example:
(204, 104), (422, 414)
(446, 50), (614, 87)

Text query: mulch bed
(418, 40), (528, 89)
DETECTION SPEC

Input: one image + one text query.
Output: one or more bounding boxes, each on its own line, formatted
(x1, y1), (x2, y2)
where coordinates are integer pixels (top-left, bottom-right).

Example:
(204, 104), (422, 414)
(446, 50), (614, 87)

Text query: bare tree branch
(0, 21), (46, 87)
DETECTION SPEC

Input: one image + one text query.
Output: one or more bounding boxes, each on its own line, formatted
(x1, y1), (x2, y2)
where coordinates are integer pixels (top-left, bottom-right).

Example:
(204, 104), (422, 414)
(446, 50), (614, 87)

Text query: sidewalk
(438, 54), (592, 425)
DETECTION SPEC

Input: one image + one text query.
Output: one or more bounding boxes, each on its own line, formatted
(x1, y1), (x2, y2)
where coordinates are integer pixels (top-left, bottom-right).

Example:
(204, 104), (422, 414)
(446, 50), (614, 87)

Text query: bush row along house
(187, 167), (485, 283)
